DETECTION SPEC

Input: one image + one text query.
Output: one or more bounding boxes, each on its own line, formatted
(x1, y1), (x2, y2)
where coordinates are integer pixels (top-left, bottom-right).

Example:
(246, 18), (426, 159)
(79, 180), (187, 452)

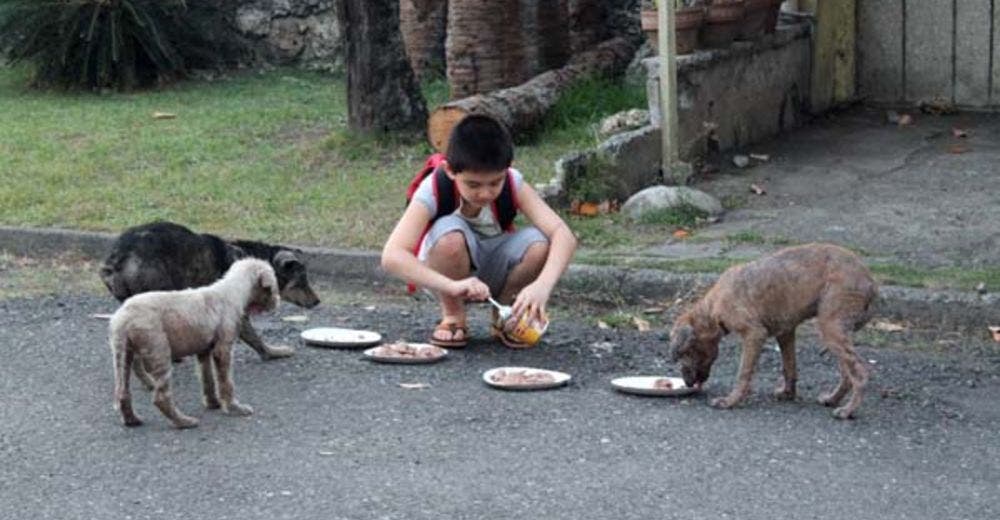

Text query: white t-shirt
(411, 168), (524, 238)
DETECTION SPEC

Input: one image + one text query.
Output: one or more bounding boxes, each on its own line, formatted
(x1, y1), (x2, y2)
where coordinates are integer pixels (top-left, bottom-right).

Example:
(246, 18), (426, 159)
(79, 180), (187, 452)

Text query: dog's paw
(262, 345), (295, 360)
(122, 416), (144, 428)
(772, 386), (796, 401)
(172, 415), (200, 429)
(818, 393), (842, 407)
(225, 402), (254, 416)
(831, 406), (855, 420)
(710, 397), (736, 409)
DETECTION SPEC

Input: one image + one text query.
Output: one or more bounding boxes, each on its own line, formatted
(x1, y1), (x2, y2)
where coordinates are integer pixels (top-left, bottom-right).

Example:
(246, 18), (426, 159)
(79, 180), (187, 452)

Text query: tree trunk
(568, 0), (608, 53)
(520, 0), (571, 77)
(446, 0), (523, 98)
(339, 0), (427, 134)
(399, 0), (448, 80)
(428, 37), (637, 151)
(538, 0), (571, 71)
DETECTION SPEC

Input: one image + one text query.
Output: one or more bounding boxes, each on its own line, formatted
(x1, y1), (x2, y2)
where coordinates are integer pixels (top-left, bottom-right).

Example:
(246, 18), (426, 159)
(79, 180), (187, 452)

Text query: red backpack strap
(405, 153), (447, 205)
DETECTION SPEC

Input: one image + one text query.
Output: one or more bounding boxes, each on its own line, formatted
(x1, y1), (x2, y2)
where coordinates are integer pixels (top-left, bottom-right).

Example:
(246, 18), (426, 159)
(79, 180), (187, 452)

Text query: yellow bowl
(506, 315), (549, 346)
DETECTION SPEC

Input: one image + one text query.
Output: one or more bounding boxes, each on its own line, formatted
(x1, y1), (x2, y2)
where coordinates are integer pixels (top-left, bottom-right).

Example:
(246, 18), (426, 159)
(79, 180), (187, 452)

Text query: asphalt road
(1, 291), (998, 520)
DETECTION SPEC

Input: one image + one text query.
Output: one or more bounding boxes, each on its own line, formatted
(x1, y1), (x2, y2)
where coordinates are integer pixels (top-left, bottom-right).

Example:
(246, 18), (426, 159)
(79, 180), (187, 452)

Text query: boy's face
(444, 166), (507, 210)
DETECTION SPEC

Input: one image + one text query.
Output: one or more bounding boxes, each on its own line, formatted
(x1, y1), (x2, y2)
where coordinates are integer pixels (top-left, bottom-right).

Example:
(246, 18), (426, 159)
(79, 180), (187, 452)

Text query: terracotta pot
(739, 0), (770, 40)
(703, 0), (745, 48)
(764, 0), (783, 33)
(640, 7), (706, 55)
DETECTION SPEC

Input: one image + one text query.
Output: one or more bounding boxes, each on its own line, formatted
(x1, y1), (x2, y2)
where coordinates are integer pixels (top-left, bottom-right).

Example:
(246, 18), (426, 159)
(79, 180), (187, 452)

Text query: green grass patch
(0, 252), (105, 299)
(638, 203), (708, 227)
(0, 65), (645, 249)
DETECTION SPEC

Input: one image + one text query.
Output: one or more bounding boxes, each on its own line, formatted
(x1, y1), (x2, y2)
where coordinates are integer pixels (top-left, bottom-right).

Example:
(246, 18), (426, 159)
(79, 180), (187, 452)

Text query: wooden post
(658, 1), (684, 183)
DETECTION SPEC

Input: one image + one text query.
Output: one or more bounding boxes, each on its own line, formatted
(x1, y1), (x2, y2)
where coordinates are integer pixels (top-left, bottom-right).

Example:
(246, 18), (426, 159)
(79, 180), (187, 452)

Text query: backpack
(404, 152), (520, 292)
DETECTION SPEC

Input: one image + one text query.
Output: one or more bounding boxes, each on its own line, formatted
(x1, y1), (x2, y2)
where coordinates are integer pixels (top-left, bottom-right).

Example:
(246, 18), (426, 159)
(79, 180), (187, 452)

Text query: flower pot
(703, 0), (746, 49)
(739, 0), (770, 40)
(640, 7), (706, 55)
(764, 0), (783, 33)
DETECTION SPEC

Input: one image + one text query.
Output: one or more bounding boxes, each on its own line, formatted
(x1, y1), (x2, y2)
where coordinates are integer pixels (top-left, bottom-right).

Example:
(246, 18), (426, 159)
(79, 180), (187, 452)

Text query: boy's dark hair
(446, 115), (514, 173)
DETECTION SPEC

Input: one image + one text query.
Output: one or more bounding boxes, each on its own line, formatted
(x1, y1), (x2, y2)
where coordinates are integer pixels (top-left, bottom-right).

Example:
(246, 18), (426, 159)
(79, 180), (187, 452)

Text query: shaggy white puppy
(108, 258), (279, 428)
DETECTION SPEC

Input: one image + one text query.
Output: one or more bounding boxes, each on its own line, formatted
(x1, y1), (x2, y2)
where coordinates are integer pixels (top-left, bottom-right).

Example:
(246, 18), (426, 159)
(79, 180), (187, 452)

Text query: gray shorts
(422, 215), (548, 296)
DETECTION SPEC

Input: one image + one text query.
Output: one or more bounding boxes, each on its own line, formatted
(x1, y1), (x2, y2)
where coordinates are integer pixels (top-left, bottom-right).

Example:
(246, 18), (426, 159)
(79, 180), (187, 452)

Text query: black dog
(99, 221), (320, 360)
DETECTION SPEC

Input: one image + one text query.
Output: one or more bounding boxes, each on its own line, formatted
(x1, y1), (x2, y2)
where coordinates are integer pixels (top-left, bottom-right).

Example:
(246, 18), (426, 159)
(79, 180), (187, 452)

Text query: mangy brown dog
(109, 258), (279, 428)
(669, 243), (878, 419)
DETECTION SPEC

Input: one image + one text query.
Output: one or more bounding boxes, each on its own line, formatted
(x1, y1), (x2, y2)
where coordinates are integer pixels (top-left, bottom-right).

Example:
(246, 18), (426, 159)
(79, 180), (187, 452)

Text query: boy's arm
(513, 181), (578, 316)
(381, 202), (488, 300)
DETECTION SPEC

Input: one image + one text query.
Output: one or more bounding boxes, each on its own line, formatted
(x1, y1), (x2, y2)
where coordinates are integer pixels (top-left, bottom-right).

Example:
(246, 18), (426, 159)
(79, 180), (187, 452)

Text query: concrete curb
(1, 225), (995, 331)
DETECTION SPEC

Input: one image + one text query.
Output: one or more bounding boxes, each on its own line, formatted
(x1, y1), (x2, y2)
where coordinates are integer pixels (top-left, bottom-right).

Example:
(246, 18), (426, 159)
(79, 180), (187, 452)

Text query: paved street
(1, 283), (998, 520)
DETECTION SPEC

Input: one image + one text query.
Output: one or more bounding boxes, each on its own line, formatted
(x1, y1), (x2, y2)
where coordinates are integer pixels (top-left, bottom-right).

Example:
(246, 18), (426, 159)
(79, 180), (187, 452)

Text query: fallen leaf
(732, 155), (751, 168)
(281, 314), (308, 322)
(642, 306), (666, 314)
(872, 319), (906, 333)
(749, 183), (766, 195)
(577, 201), (600, 217)
(951, 127), (968, 138)
(749, 153), (770, 162)
(672, 229), (691, 239)
(363, 305), (376, 311)
(398, 382), (430, 390)
(632, 316), (651, 332)
(152, 111), (177, 120)
(947, 144), (970, 154)
(597, 320), (611, 330)
(989, 326), (1000, 343)
(897, 113), (913, 126)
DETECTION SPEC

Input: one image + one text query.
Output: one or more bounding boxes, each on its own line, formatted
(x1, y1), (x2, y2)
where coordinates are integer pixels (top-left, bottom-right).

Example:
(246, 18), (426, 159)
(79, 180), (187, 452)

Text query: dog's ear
(273, 250), (303, 273)
(669, 324), (694, 361)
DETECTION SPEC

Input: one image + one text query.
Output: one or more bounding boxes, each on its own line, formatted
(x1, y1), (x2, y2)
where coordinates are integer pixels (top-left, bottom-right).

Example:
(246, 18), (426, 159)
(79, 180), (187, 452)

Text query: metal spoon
(488, 297), (513, 321)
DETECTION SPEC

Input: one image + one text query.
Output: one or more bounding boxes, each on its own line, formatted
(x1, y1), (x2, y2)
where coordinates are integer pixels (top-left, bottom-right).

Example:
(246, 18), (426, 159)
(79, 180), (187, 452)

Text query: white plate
(301, 327), (382, 348)
(610, 376), (696, 397)
(363, 343), (448, 364)
(482, 367), (571, 391)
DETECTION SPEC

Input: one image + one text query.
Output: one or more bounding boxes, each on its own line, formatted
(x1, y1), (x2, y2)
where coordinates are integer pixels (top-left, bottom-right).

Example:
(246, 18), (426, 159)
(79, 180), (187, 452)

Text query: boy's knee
(429, 231), (469, 259)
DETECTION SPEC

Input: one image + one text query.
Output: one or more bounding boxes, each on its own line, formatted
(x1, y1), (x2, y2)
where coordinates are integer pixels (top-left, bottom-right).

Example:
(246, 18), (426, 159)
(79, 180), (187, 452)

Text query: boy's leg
(426, 230), (472, 321)
(422, 216), (481, 345)
(498, 241), (549, 304)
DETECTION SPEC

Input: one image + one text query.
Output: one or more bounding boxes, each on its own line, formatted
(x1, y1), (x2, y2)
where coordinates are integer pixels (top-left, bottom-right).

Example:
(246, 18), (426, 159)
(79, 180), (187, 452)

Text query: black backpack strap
(433, 167), (458, 220)
(496, 170), (517, 231)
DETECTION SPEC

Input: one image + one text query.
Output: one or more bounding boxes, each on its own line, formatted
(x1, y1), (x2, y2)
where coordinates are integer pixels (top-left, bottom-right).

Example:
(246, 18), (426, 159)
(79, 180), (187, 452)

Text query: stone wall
(230, 0), (342, 72)
(541, 22), (812, 204)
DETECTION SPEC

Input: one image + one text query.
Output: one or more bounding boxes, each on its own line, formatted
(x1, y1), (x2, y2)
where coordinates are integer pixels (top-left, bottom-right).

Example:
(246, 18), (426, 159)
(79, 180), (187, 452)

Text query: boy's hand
(447, 277), (490, 302)
(512, 281), (551, 322)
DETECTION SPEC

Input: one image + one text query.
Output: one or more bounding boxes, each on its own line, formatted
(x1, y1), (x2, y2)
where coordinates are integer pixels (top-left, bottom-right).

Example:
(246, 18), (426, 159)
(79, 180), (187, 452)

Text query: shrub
(0, 0), (245, 91)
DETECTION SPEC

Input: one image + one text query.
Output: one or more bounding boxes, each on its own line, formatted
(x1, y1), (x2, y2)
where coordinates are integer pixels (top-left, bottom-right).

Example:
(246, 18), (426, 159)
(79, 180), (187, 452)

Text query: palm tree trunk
(399, 0), (448, 80)
(446, 0), (523, 98)
(339, 0), (428, 134)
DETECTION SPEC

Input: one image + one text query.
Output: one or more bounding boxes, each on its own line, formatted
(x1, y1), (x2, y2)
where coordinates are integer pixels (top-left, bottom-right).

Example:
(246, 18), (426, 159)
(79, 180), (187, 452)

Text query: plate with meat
(482, 367), (571, 391)
(610, 376), (696, 397)
(363, 341), (448, 364)
(301, 327), (382, 348)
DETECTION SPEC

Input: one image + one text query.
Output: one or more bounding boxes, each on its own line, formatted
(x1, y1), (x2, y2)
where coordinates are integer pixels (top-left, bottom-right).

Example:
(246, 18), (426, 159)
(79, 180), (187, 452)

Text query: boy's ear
(441, 161), (457, 180)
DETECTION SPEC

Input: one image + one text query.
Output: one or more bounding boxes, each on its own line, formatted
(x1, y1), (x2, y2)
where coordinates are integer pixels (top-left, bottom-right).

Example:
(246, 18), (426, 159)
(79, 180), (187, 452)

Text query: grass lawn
(0, 65), (682, 251)
(2, 65), (995, 291)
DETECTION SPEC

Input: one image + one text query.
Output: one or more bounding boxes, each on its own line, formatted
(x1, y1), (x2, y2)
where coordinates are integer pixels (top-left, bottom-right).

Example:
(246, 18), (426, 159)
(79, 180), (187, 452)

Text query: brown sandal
(429, 320), (469, 348)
